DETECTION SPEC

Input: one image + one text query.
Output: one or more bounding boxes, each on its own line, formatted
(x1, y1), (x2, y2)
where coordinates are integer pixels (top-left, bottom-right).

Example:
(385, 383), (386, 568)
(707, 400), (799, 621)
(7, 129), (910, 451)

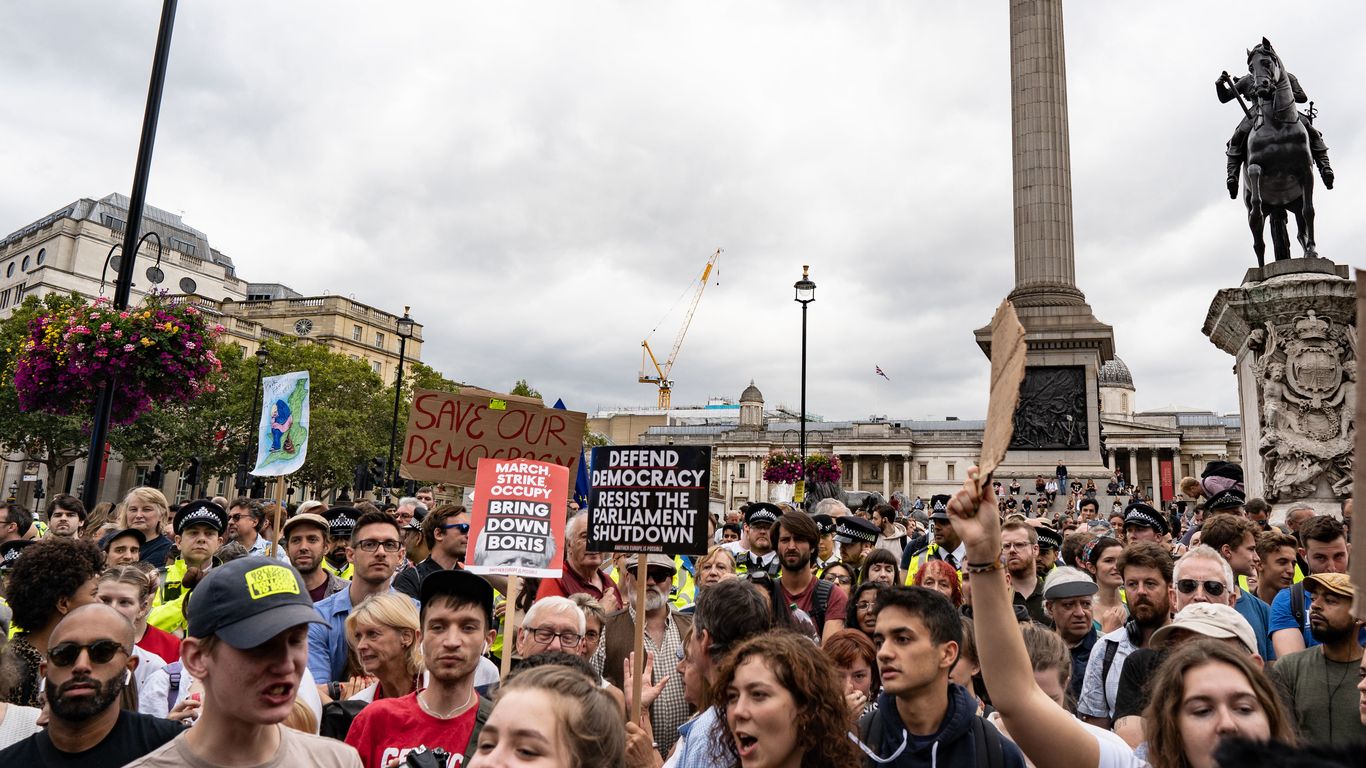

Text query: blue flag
(552, 398), (591, 507)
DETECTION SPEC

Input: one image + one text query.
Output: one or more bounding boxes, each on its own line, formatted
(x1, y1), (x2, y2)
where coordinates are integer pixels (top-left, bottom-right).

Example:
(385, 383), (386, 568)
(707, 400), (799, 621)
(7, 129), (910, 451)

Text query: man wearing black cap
(126, 557), (359, 767)
(901, 495), (964, 583)
(1035, 525), (1063, 575)
(1122, 501), (1168, 544)
(346, 570), (494, 767)
(723, 502), (780, 574)
(833, 515), (879, 572)
(812, 513), (840, 570)
(321, 507), (358, 580)
(101, 528), (145, 567)
(1204, 488), (1247, 517)
(151, 500), (228, 618)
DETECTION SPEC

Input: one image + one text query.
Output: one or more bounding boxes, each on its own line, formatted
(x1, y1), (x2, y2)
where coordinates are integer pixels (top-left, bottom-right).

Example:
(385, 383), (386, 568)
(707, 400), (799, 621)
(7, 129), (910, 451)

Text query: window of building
(15, 283), (27, 302)
(1121, 393), (1129, 411)
(353, 325), (363, 341)
(371, 360), (382, 374)
(0, 289), (10, 310)
(374, 332), (385, 349)
(918, 463), (928, 481)
(170, 238), (197, 256)
(870, 463), (880, 481)
(5, 262), (13, 278)
(36, 248), (44, 265)
(175, 475), (192, 504)
(20, 255), (29, 272)
(738, 463), (747, 479)
(946, 463), (956, 481)
(101, 214), (126, 231)
(894, 463), (903, 481)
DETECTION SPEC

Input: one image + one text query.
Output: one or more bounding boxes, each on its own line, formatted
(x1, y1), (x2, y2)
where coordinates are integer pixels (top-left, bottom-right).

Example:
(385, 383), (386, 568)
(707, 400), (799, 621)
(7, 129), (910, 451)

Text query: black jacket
(855, 683), (1026, 768)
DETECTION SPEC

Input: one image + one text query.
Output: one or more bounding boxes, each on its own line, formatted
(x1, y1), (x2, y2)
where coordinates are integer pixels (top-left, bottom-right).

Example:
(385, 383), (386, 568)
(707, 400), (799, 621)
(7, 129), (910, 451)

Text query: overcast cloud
(2, 1), (1362, 421)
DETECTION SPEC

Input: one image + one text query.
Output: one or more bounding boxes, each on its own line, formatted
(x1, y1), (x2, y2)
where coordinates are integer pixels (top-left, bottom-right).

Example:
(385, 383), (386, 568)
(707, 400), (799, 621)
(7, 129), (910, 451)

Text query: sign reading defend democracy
(464, 457), (568, 578)
(588, 446), (711, 556)
(400, 388), (587, 486)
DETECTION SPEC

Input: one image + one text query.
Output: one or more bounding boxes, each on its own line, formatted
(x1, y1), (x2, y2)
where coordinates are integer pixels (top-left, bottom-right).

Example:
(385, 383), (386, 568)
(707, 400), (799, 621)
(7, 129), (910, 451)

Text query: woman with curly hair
(711, 630), (861, 768)
(912, 558), (963, 607)
(469, 664), (624, 768)
(3, 538), (103, 706)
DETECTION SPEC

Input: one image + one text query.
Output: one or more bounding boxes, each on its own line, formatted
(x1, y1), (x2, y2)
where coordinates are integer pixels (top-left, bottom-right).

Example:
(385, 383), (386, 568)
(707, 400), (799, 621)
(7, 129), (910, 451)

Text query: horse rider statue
(1217, 38), (1335, 199)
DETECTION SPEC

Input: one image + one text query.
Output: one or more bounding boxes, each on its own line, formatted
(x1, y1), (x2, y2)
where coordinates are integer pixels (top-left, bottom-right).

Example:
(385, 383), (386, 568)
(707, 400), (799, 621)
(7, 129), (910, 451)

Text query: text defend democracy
(590, 468), (705, 488)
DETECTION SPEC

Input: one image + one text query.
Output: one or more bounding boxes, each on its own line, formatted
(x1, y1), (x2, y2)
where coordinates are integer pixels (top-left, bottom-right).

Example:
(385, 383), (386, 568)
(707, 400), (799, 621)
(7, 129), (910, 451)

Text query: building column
(852, 455), (861, 491)
(1107, 448), (1116, 470)
(1128, 449), (1139, 491)
(748, 457), (757, 501)
(882, 456), (891, 497)
(902, 455), (911, 497)
(1150, 451), (1162, 506)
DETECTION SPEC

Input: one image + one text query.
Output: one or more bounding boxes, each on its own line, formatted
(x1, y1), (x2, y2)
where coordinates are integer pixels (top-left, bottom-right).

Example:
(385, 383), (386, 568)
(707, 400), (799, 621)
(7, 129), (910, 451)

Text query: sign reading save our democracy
(588, 446), (711, 556)
(400, 388), (587, 487)
(464, 458), (567, 579)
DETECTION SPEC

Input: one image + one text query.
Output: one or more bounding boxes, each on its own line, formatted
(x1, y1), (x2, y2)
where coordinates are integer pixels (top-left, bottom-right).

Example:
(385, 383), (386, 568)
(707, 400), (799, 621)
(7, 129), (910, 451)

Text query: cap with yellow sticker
(245, 564), (301, 600)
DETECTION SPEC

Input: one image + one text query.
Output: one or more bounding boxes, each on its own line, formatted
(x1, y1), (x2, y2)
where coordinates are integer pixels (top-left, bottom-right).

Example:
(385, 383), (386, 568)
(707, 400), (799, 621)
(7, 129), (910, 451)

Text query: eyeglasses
(824, 574), (852, 585)
(647, 569), (674, 583)
(48, 640), (129, 667)
(440, 523), (470, 534)
(354, 539), (402, 553)
(855, 601), (877, 612)
(228, 514), (251, 522)
(524, 626), (583, 648)
(1175, 579), (1227, 597)
(1001, 542), (1034, 551)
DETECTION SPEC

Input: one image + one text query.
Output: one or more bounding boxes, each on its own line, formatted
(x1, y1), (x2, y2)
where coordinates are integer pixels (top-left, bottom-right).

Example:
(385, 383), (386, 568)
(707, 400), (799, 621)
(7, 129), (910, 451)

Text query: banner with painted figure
(464, 457), (568, 579)
(252, 371), (310, 477)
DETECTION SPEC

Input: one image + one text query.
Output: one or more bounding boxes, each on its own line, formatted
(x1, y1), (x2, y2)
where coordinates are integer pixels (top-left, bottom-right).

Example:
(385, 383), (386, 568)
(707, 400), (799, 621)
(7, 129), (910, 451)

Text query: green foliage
(511, 378), (541, 399)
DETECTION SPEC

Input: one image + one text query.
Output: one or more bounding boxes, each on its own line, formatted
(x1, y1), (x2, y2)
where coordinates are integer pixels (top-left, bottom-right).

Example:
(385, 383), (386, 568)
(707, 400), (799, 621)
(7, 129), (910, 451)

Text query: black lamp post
(385, 307), (416, 503)
(793, 266), (816, 462)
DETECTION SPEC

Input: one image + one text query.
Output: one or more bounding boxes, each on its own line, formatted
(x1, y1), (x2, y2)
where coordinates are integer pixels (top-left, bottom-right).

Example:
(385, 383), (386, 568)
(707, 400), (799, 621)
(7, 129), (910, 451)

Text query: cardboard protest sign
(464, 457), (568, 578)
(587, 446), (711, 556)
(400, 388), (586, 487)
(979, 299), (1026, 490)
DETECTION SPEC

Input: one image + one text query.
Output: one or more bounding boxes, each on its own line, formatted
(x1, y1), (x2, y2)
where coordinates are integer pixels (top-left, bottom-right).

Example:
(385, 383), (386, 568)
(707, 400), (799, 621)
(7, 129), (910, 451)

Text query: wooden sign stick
(500, 574), (521, 680)
(268, 500), (283, 558)
(630, 552), (649, 724)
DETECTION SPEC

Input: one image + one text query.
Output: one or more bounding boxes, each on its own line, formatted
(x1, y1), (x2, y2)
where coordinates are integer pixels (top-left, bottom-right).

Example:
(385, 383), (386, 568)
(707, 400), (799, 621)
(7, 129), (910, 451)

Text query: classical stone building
(628, 374), (1240, 510)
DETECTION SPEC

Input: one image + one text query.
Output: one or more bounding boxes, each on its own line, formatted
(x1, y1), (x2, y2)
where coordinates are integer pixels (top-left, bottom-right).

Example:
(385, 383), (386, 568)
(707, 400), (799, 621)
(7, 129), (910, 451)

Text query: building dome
(740, 381), (764, 404)
(1098, 357), (1134, 389)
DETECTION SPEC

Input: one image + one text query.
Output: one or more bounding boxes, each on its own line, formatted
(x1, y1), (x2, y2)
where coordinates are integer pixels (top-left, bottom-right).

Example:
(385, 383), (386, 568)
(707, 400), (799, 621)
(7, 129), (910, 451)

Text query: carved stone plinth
(1203, 258), (1355, 521)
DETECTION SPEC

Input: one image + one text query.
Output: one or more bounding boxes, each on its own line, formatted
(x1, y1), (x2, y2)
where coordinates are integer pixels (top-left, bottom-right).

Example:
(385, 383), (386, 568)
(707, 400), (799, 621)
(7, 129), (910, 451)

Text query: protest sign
(400, 388), (586, 487)
(252, 371), (310, 477)
(587, 446), (711, 556)
(463, 457), (568, 579)
(979, 299), (1026, 491)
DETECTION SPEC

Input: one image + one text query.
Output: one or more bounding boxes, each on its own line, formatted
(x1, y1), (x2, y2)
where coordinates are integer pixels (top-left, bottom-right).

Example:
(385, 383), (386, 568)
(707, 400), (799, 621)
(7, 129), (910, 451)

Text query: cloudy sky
(2, 2), (1362, 421)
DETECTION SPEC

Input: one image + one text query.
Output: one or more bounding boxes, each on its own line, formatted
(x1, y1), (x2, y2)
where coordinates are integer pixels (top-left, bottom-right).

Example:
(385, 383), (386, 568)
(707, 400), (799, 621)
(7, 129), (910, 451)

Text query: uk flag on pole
(875, 365), (891, 381)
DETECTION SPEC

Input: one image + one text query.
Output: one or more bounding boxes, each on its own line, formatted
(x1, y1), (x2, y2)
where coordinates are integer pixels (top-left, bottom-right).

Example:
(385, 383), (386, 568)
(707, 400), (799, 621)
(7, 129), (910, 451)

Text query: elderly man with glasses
(513, 596), (587, 661)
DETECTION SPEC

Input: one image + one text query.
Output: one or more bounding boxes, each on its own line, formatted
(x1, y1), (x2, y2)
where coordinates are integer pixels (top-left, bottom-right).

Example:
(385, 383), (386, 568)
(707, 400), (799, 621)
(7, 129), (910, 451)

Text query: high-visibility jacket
(903, 542), (954, 585)
(670, 555), (697, 609)
(323, 558), (354, 581)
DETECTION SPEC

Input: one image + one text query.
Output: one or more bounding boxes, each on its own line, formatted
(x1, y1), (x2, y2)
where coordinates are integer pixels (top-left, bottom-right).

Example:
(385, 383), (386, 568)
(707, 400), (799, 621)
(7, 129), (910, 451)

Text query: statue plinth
(1203, 259), (1355, 522)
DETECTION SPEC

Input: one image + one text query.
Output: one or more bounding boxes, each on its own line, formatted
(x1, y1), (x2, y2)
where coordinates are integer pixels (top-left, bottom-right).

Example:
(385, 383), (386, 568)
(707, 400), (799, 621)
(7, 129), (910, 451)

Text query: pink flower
(185, 341), (196, 350)
(124, 344), (135, 351)
(113, 330), (123, 339)
(99, 322), (112, 332)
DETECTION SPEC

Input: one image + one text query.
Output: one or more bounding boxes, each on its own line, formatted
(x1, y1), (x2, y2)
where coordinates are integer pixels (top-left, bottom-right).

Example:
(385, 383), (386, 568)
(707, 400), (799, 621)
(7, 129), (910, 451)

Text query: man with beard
(723, 503), (780, 575)
(393, 505), (471, 599)
(284, 513), (347, 602)
(837, 515), (881, 573)
(0, 603), (182, 766)
(775, 512), (847, 640)
(1271, 514), (1352, 657)
(1042, 566), (1098, 706)
(148, 500), (228, 633)
(1269, 573), (1366, 746)
(44, 494), (86, 539)
(1076, 541), (1173, 728)
(225, 498), (281, 559)
(321, 507), (358, 580)
(534, 510), (623, 610)
(1002, 521), (1048, 625)
(594, 554), (690, 756)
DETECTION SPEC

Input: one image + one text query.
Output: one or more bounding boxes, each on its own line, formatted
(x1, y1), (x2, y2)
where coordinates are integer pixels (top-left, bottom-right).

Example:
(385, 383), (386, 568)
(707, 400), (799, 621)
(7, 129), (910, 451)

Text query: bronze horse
(1243, 42), (1316, 265)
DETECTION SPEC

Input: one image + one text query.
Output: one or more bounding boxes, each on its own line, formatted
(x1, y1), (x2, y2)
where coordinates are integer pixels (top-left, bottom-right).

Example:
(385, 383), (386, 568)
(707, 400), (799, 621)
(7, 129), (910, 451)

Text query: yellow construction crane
(639, 248), (722, 409)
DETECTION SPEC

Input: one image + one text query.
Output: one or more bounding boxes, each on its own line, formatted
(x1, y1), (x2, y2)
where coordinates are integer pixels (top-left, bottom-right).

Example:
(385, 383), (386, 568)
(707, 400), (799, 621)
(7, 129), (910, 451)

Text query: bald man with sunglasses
(0, 603), (182, 766)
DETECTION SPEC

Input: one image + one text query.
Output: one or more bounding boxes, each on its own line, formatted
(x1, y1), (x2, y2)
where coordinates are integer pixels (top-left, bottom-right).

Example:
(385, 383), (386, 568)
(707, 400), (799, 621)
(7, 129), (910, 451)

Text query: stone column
(903, 456), (912, 496)
(1128, 450), (1139, 492)
(748, 458), (757, 501)
(1107, 448), (1116, 469)
(1150, 452), (1162, 506)
(882, 456), (891, 497)
(853, 456), (861, 492)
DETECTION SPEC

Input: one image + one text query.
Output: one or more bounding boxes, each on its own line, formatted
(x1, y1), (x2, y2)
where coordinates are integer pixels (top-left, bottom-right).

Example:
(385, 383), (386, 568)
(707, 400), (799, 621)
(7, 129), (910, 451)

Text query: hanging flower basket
(804, 453), (843, 484)
(763, 450), (803, 484)
(13, 294), (225, 425)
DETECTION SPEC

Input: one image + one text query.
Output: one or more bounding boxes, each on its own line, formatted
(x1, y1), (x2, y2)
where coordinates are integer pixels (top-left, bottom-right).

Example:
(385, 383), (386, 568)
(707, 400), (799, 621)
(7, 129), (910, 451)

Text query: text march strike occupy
(465, 458), (567, 578)
(588, 446), (711, 556)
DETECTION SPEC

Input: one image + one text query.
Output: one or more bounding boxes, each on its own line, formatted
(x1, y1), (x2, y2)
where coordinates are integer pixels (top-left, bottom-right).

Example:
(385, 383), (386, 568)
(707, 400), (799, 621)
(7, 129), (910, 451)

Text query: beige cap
(280, 512), (331, 540)
(1149, 602), (1257, 656)
(1305, 572), (1353, 599)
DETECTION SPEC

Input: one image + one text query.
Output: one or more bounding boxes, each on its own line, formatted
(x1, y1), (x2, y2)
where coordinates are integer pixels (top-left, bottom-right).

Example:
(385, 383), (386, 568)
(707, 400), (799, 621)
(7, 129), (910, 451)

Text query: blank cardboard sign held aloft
(978, 300), (1027, 492)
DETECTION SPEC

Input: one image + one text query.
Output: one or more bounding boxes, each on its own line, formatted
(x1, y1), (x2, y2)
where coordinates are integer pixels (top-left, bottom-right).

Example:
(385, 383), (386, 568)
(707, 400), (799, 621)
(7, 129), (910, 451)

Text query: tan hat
(646, 553), (677, 573)
(280, 513), (331, 540)
(1150, 602), (1257, 656)
(1305, 572), (1354, 599)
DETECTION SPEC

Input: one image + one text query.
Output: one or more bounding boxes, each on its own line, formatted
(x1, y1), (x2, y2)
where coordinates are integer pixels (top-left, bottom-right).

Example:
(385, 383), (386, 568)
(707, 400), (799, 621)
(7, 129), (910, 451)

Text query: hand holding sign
(978, 300), (1027, 493)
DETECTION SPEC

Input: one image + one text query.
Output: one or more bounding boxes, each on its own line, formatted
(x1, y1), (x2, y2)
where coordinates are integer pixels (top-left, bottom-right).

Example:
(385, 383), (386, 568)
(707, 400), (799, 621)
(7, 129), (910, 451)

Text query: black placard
(587, 446), (711, 555)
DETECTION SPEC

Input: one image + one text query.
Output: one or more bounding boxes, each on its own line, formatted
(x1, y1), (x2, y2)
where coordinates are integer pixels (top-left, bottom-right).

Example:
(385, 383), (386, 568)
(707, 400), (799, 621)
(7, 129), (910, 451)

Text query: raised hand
(947, 467), (1004, 564)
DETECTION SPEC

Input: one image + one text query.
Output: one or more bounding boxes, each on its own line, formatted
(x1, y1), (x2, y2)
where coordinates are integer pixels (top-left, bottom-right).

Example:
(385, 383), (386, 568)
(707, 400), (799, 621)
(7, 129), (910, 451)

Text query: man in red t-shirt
(346, 570), (496, 768)
(534, 511), (623, 611)
(775, 511), (847, 641)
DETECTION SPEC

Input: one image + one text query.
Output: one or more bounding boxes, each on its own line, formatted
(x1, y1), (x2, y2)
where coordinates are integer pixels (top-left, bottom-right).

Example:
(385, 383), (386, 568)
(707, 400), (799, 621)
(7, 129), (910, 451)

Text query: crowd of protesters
(0, 462), (1361, 767)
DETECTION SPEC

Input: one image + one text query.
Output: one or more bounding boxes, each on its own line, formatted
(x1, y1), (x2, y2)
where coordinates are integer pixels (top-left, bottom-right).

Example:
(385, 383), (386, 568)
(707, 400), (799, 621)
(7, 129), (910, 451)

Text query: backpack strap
(972, 716), (1005, 768)
(165, 661), (183, 715)
(463, 694), (495, 760)
(1290, 581), (1306, 630)
(857, 707), (883, 759)
(1099, 638), (1121, 713)
(812, 578), (833, 629)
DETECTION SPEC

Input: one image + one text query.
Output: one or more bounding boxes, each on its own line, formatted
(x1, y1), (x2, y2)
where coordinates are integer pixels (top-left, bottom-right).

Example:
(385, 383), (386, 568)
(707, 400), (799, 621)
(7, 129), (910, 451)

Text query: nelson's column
(974, 0), (1116, 486)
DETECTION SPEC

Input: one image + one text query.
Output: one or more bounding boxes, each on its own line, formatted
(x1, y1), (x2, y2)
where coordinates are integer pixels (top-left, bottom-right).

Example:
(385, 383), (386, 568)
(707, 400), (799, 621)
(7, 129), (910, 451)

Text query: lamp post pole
(245, 347), (268, 498)
(386, 307), (416, 504)
(79, 0), (179, 511)
(793, 266), (816, 463)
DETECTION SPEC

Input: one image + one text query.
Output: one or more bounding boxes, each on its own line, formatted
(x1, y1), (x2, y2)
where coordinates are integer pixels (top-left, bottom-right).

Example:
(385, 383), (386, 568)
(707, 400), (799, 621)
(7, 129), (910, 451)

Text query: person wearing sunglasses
(393, 504), (471, 601)
(309, 511), (417, 685)
(0, 603), (183, 767)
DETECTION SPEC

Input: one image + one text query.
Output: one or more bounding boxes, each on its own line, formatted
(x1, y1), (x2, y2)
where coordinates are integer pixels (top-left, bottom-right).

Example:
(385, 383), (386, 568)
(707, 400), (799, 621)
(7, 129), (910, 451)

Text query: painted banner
(587, 446), (711, 556)
(1159, 458), (1174, 502)
(252, 371), (309, 477)
(464, 457), (567, 578)
(400, 388), (586, 487)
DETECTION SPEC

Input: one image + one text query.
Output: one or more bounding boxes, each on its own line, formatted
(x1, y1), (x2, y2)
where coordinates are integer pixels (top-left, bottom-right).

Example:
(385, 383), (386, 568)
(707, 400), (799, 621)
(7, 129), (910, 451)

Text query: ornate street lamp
(793, 266), (816, 462)
(386, 307), (416, 502)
